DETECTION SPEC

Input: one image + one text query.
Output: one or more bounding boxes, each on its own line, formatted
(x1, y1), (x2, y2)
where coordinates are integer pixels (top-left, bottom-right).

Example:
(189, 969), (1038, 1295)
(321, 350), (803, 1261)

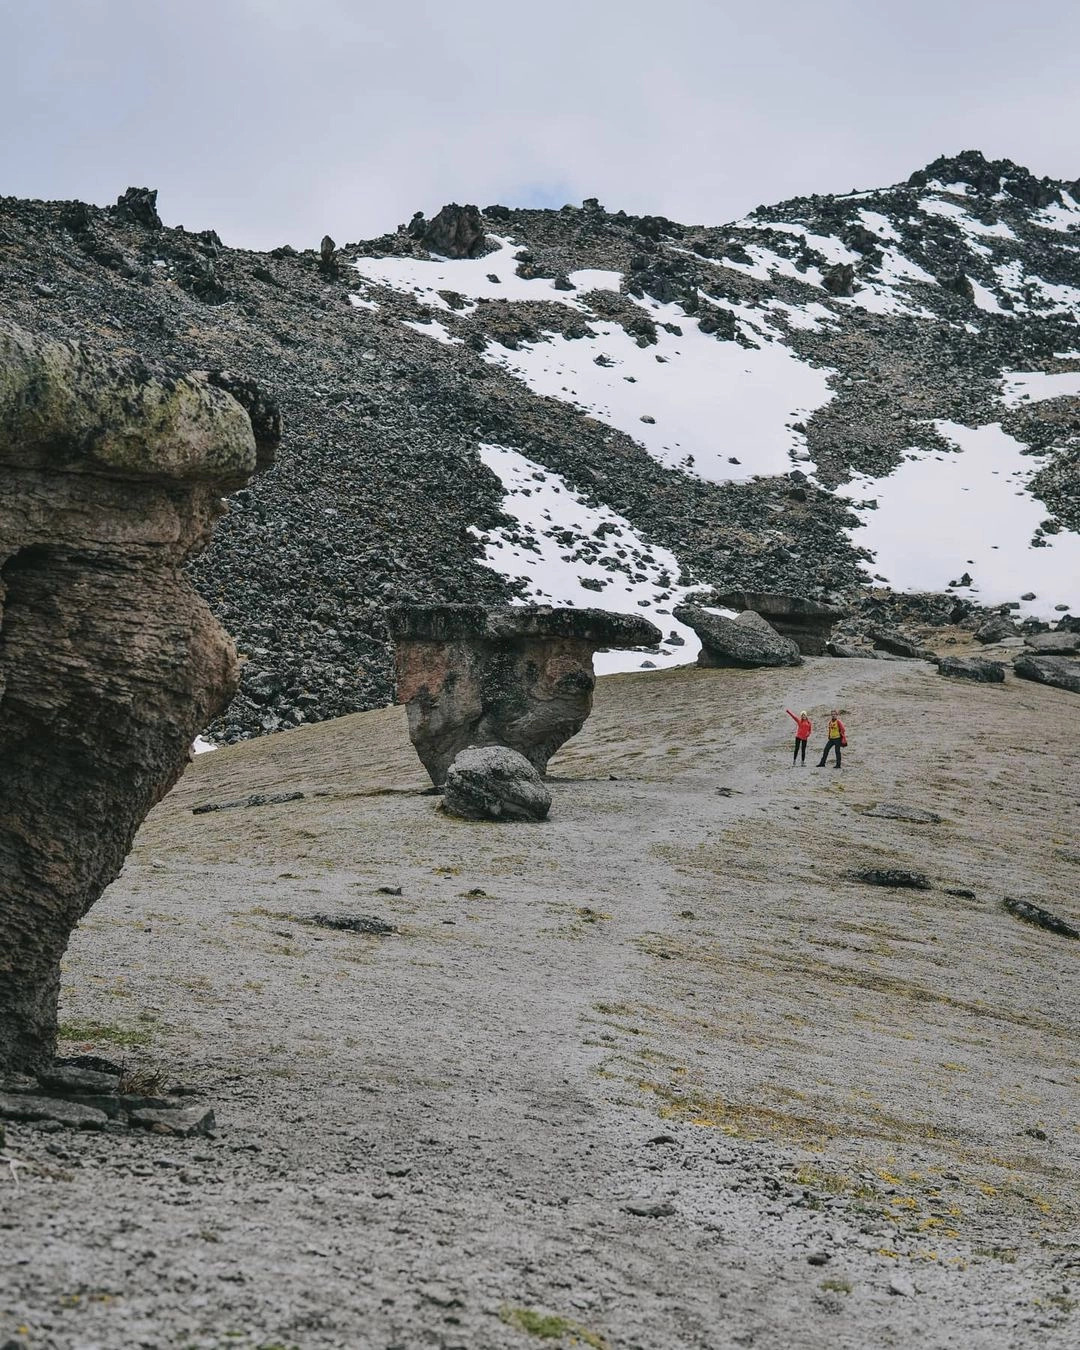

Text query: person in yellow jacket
(816, 710), (847, 768)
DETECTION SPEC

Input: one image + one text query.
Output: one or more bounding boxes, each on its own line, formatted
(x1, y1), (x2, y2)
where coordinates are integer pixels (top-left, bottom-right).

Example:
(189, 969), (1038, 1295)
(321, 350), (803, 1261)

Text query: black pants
(818, 739), (841, 767)
(793, 737), (807, 763)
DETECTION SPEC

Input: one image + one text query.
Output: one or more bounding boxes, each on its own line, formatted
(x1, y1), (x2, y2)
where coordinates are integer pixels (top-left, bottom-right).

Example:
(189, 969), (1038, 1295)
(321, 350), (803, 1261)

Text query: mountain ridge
(1, 150), (1077, 739)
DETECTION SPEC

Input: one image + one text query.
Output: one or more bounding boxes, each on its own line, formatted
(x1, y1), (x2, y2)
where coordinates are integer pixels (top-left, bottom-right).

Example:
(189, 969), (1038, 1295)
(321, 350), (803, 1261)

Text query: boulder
(1013, 654), (1080, 694)
(113, 186), (162, 230)
(822, 263), (856, 297)
(673, 605), (802, 669)
(711, 591), (846, 655)
(443, 746), (552, 822)
(420, 204), (487, 259)
(1025, 631), (1080, 656)
(869, 628), (936, 660)
(387, 604), (660, 786)
(975, 615), (1018, 644)
(0, 319), (277, 1071)
(935, 656), (1006, 683)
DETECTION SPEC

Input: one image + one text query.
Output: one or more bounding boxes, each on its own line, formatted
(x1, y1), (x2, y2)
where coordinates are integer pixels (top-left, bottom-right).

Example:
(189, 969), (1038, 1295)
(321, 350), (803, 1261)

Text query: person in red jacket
(816, 709), (847, 768)
(786, 708), (812, 765)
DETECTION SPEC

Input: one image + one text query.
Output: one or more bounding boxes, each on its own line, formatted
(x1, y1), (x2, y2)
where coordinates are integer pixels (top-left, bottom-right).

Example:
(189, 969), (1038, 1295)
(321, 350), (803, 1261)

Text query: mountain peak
(907, 150), (1067, 208)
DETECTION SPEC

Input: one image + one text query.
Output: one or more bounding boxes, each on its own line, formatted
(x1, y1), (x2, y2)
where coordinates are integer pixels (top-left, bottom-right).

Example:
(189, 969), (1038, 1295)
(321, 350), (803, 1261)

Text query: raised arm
(786, 709), (799, 723)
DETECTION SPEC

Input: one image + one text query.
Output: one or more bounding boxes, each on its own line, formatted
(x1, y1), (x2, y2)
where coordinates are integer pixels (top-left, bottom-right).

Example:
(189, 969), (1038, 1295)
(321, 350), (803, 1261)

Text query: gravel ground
(2, 658), (1078, 1349)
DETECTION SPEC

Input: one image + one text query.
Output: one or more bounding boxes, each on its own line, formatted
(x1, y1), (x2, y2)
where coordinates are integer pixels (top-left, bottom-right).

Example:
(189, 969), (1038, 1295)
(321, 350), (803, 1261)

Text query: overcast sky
(3, 0), (1078, 251)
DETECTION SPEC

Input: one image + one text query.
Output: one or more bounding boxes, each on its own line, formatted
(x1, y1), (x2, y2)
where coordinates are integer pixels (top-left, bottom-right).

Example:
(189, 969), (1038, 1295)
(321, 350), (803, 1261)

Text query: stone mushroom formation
(387, 603), (662, 816)
(0, 320), (278, 1074)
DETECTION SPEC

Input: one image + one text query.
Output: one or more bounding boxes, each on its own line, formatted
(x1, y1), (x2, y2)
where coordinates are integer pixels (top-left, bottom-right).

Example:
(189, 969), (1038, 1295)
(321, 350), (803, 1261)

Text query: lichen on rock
(0, 319), (278, 1072)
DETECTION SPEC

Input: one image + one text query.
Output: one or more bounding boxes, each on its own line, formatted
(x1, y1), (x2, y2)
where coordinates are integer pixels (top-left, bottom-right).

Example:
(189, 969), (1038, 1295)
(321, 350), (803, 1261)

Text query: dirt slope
(2, 658), (1078, 1349)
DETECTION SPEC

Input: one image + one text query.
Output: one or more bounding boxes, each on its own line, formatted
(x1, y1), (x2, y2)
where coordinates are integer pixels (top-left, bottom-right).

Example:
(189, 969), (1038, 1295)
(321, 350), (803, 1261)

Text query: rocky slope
(3, 657), (1078, 1348)
(0, 152), (1077, 739)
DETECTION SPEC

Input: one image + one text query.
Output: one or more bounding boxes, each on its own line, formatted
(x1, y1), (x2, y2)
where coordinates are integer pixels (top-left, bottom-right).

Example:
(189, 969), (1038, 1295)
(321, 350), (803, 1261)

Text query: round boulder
(443, 747), (552, 822)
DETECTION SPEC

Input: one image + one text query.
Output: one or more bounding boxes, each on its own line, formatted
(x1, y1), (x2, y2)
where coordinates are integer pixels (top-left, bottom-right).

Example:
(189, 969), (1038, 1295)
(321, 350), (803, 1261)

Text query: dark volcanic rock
(113, 186), (162, 230)
(870, 629), (936, 660)
(420, 204), (487, 259)
(443, 746), (552, 822)
(1025, 631), (1080, 655)
(1013, 653), (1080, 693)
(1003, 897), (1079, 940)
(673, 605), (802, 669)
(852, 868), (931, 890)
(388, 604), (660, 786)
(0, 319), (267, 1071)
(935, 656), (1006, 682)
(974, 615), (1019, 644)
(712, 591), (845, 655)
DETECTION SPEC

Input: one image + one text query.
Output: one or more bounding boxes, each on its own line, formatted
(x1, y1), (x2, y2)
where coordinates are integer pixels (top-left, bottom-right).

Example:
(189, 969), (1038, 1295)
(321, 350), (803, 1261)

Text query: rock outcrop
(935, 656), (1006, 682)
(417, 203), (488, 259)
(975, 615), (1019, 644)
(673, 605), (803, 669)
(1025, 631), (1080, 656)
(0, 320), (276, 1071)
(1013, 653), (1080, 694)
(712, 591), (845, 655)
(442, 746), (552, 822)
(387, 604), (661, 785)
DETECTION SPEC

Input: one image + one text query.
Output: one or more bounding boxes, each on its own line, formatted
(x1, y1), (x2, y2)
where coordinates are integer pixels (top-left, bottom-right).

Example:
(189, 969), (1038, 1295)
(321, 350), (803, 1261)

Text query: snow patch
(471, 444), (701, 671)
(857, 209), (901, 243)
(402, 318), (461, 345)
(481, 297), (834, 484)
(192, 736), (217, 755)
(1001, 370), (1080, 407)
(352, 235), (620, 311)
(1034, 192), (1080, 233)
(920, 198), (1016, 240)
(845, 420), (1079, 617)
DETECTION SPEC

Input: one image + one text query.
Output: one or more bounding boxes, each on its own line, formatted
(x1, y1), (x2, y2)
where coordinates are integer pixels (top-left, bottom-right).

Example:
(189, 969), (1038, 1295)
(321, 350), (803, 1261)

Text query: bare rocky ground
(2, 658), (1078, 1350)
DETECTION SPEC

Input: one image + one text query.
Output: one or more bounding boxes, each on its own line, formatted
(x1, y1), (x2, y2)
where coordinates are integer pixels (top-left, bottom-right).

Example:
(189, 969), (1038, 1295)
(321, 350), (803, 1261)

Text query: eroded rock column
(0, 321), (277, 1072)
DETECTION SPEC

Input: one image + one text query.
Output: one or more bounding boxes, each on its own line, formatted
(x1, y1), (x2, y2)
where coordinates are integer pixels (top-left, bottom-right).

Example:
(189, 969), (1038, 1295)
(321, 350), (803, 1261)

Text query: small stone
(36, 1065), (121, 1096)
(888, 1274), (915, 1297)
(130, 1104), (216, 1137)
(0, 1092), (108, 1130)
(640, 414), (656, 424)
(623, 1201), (676, 1217)
(807, 1252), (831, 1266)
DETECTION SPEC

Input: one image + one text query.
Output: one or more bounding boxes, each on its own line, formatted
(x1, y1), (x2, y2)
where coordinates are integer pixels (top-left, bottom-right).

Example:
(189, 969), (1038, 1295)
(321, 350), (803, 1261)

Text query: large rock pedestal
(387, 604), (661, 786)
(712, 591), (846, 656)
(0, 321), (277, 1072)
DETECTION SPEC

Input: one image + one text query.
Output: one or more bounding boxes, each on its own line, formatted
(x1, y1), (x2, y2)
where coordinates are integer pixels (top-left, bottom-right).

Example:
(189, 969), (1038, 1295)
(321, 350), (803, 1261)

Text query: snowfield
(482, 298), (834, 484)
(471, 444), (703, 672)
(354, 235), (621, 311)
(846, 421), (1079, 617)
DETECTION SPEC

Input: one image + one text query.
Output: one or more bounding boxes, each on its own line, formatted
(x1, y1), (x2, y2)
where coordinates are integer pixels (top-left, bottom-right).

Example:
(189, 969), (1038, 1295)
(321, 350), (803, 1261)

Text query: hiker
(786, 708), (812, 765)
(816, 709), (847, 768)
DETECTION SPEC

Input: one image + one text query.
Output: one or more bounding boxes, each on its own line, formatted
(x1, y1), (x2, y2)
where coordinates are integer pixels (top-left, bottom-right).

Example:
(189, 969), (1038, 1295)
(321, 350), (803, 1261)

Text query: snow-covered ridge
(347, 159), (1080, 625)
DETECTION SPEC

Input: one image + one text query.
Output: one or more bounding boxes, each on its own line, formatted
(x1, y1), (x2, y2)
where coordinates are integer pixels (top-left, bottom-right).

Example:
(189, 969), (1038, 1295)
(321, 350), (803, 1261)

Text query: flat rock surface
(2, 659), (1078, 1349)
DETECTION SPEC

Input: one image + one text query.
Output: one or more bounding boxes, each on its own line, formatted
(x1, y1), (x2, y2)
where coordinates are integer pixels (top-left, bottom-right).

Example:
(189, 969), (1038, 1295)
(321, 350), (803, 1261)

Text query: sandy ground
(2, 657), (1078, 1350)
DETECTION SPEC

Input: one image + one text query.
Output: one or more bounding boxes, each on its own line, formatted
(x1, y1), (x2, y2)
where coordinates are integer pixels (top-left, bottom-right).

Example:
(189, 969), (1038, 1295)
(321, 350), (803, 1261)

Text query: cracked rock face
(0, 320), (275, 1072)
(387, 604), (661, 786)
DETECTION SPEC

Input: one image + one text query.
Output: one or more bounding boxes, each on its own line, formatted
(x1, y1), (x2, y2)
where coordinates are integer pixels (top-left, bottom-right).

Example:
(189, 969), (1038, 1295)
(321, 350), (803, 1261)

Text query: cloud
(1, 0), (1077, 249)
